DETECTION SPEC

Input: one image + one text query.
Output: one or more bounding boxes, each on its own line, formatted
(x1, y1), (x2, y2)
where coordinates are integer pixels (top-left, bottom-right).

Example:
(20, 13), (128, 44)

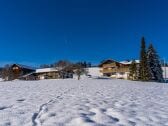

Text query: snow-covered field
(0, 79), (168, 126)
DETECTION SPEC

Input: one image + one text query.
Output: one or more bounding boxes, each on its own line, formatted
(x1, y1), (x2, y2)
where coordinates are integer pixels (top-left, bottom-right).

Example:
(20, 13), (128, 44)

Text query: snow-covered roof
(99, 59), (120, 67)
(36, 68), (59, 73)
(99, 59), (140, 66)
(120, 60), (140, 65)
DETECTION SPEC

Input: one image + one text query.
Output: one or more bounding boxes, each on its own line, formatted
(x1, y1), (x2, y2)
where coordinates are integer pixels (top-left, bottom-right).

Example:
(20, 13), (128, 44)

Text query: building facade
(11, 64), (35, 80)
(99, 59), (139, 79)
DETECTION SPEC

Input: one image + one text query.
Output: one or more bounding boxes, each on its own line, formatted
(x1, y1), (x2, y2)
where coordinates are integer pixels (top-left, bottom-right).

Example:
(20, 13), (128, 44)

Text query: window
(13, 67), (19, 70)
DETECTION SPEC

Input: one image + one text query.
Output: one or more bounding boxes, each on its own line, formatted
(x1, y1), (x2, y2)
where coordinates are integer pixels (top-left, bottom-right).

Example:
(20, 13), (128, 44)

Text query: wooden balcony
(100, 67), (130, 73)
(102, 63), (117, 68)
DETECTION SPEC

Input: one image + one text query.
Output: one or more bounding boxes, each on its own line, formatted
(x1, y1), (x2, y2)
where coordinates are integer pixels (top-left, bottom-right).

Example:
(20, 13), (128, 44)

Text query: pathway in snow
(0, 79), (168, 126)
(32, 87), (77, 126)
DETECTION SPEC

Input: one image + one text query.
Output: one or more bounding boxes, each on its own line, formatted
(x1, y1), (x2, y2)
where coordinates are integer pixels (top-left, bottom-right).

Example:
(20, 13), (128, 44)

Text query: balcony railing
(100, 67), (129, 73)
(102, 63), (117, 68)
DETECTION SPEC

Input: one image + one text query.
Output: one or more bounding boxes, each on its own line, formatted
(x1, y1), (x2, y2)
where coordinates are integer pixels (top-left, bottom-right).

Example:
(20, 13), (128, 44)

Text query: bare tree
(73, 63), (87, 80)
(54, 60), (72, 68)
(1, 64), (14, 81)
(52, 60), (73, 79)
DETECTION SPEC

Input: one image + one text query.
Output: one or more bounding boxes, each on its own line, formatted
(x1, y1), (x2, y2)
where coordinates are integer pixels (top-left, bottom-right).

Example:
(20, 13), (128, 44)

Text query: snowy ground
(0, 79), (168, 126)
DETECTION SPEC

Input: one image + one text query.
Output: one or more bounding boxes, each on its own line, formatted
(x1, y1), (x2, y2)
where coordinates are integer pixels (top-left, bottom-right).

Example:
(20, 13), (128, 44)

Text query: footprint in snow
(0, 106), (8, 110)
(16, 99), (25, 102)
(0, 105), (12, 110)
(57, 96), (63, 99)
(48, 112), (56, 117)
(3, 122), (11, 126)
(89, 108), (119, 124)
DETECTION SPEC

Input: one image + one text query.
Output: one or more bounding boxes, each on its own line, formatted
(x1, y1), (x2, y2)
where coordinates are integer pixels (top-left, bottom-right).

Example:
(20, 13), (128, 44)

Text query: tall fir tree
(129, 60), (137, 80)
(139, 37), (150, 81)
(147, 43), (163, 82)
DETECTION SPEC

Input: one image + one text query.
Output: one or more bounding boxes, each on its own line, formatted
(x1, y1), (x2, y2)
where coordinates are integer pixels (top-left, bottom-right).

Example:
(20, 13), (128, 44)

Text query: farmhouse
(35, 68), (60, 80)
(35, 67), (73, 80)
(11, 64), (36, 80)
(10, 64), (73, 80)
(99, 59), (139, 79)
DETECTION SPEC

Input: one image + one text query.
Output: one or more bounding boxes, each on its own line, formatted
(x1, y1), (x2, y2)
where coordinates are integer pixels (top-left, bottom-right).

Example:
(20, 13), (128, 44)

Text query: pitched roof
(120, 60), (140, 65)
(99, 59), (140, 67)
(12, 64), (36, 70)
(19, 72), (36, 78)
(35, 67), (60, 73)
(99, 59), (120, 67)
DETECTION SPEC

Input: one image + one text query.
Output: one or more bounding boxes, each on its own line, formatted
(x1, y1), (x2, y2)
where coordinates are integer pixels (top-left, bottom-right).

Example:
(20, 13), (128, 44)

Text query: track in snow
(0, 79), (168, 126)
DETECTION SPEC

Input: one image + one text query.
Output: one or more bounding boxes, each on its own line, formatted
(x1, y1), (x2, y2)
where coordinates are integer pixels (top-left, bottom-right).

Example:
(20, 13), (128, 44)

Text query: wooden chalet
(11, 64), (35, 80)
(99, 59), (139, 79)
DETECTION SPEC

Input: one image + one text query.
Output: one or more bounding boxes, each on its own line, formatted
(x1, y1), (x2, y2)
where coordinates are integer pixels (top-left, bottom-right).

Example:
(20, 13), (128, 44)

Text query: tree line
(40, 61), (91, 69)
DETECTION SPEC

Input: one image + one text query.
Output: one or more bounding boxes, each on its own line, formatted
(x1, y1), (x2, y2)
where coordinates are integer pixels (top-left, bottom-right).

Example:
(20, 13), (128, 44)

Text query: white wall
(87, 67), (101, 78)
(39, 75), (45, 80)
(116, 72), (129, 79)
(162, 67), (168, 79)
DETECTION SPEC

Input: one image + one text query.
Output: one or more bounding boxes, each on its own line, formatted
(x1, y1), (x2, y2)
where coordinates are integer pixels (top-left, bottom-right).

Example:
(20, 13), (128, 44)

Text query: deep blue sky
(0, 0), (168, 66)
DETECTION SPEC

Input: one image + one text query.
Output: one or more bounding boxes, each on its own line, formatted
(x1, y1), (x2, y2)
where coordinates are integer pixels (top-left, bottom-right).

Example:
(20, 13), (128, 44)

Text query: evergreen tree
(83, 61), (87, 68)
(87, 62), (91, 67)
(40, 64), (50, 68)
(139, 37), (150, 81)
(147, 43), (163, 82)
(129, 60), (137, 80)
